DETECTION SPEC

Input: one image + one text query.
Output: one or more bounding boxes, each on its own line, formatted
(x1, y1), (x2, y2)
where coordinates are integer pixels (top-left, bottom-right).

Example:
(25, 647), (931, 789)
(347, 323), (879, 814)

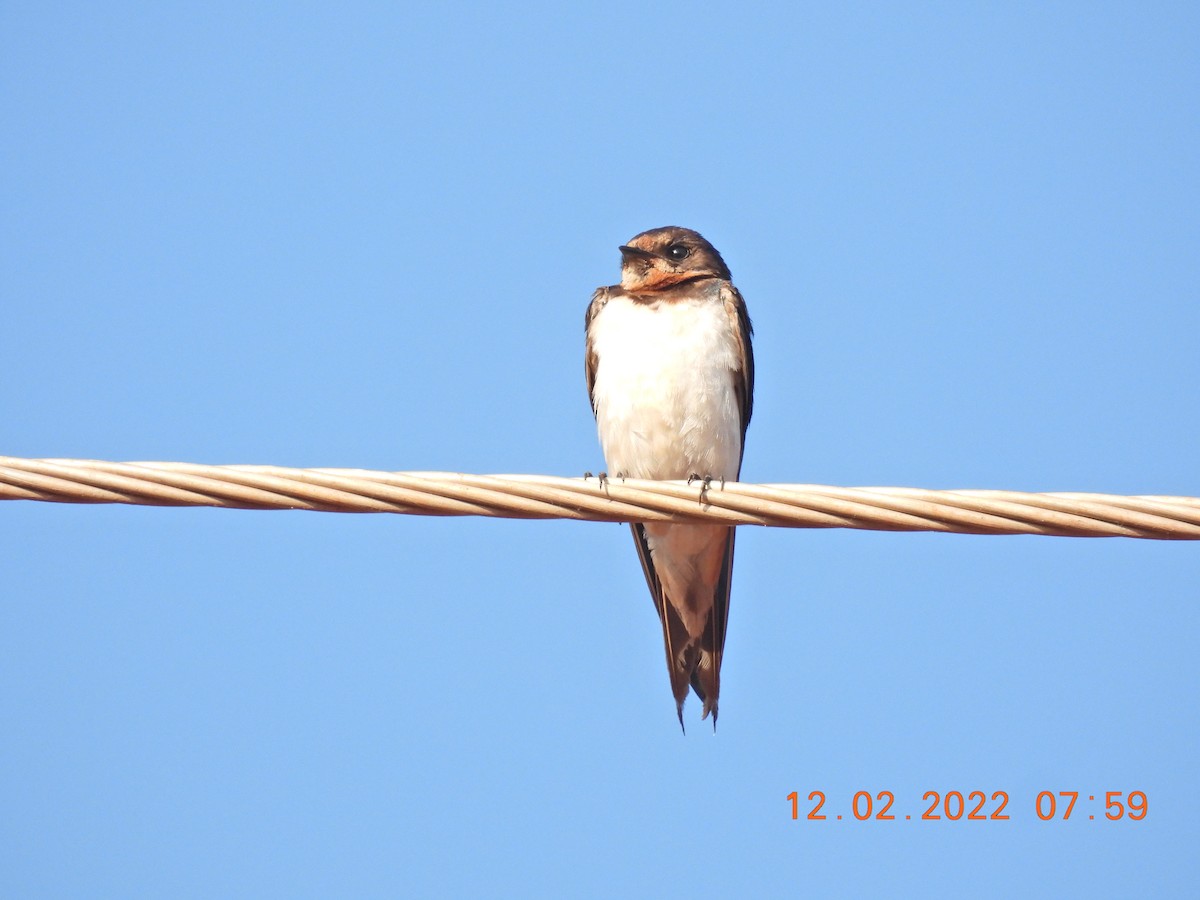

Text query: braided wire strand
(1, 456), (1198, 539)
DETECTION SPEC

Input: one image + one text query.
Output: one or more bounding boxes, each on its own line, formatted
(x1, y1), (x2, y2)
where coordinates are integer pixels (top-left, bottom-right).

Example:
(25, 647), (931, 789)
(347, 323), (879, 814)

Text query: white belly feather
(590, 295), (743, 481)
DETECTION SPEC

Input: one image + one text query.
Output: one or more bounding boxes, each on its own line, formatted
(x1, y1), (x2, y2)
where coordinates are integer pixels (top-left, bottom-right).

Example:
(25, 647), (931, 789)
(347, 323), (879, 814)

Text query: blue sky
(2, 2), (1198, 896)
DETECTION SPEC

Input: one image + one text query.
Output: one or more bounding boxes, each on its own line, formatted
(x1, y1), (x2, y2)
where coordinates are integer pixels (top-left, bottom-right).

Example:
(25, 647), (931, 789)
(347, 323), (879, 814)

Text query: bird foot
(584, 471), (625, 489)
(686, 473), (724, 504)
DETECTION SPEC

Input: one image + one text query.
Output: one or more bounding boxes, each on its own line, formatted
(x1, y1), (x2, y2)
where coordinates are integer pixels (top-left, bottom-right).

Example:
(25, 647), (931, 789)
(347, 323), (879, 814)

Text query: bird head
(618, 226), (731, 292)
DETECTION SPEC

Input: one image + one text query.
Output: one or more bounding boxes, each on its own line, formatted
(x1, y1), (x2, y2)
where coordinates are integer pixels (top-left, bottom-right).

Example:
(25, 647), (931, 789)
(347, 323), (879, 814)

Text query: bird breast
(590, 292), (743, 481)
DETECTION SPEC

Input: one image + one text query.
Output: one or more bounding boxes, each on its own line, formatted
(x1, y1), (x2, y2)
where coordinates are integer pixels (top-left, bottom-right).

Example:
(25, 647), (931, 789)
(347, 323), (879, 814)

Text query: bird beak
(619, 244), (656, 262)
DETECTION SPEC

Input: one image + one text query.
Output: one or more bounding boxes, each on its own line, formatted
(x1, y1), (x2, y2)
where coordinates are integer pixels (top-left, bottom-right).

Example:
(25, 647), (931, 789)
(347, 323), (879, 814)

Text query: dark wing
(583, 286), (610, 415)
(629, 522), (695, 729)
(688, 283), (754, 727)
(632, 522), (737, 731)
(691, 526), (736, 727)
(720, 283), (755, 472)
(590, 285), (705, 718)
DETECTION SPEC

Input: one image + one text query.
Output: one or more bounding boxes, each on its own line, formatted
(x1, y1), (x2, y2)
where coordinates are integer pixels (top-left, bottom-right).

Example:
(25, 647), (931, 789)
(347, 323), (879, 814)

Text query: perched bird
(584, 226), (754, 730)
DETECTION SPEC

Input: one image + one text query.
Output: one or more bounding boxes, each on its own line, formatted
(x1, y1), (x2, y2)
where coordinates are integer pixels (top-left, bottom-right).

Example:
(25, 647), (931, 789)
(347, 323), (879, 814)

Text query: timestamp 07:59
(787, 790), (1148, 823)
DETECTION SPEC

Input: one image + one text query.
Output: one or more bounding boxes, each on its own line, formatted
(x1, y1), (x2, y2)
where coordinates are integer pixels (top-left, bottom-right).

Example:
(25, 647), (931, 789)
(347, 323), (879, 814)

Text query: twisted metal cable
(1, 456), (1198, 539)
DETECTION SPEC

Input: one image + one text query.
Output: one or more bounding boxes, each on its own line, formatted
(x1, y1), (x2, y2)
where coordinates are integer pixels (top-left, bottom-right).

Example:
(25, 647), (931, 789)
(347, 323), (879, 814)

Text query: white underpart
(590, 293), (742, 482)
(590, 291), (743, 638)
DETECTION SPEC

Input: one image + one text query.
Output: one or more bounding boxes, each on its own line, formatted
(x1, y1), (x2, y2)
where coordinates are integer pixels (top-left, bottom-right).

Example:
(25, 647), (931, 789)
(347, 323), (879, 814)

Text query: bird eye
(665, 244), (691, 261)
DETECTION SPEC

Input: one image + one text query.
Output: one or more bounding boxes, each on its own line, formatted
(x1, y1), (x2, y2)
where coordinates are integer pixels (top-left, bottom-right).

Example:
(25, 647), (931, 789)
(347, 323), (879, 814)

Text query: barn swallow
(584, 226), (754, 731)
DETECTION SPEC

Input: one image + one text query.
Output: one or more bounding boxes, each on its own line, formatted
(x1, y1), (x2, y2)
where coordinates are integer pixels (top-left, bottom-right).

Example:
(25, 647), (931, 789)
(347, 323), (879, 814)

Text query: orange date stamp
(787, 790), (1148, 822)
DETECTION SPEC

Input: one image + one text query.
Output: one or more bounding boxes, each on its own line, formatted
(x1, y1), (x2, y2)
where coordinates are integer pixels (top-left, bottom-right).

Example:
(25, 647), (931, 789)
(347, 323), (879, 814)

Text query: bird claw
(687, 473), (722, 504)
